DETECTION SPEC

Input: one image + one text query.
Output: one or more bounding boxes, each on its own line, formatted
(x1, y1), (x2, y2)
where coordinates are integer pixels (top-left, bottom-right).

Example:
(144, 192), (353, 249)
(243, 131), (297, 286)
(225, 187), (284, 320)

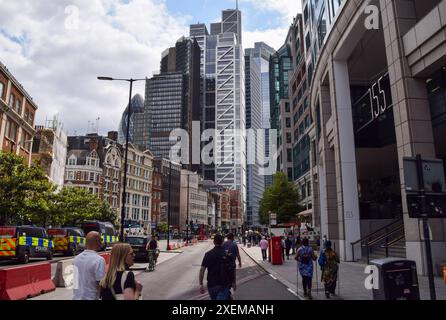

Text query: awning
(298, 209), (313, 217)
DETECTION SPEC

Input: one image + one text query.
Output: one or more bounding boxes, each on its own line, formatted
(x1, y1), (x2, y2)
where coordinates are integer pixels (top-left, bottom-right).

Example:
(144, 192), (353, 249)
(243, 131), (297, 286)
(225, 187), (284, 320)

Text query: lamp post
(97, 76), (146, 241)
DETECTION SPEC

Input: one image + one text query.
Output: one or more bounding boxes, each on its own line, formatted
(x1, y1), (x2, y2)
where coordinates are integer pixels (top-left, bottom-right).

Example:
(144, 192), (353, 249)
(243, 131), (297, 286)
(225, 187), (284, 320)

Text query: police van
(47, 227), (86, 256)
(0, 226), (54, 264)
(81, 221), (119, 251)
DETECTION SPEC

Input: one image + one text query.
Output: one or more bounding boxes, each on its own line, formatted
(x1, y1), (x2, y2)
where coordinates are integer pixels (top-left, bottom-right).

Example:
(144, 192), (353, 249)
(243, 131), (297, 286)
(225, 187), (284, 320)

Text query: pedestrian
(199, 234), (234, 300)
(291, 235), (296, 255)
(318, 240), (340, 299)
(295, 238), (317, 299)
(281, 236), (286, 261)
(322, 235), (328, 250)
(73, 231), (106, 300)
(99, 243), (143, 300)
(223, 233), (242, 283)
(285, 236), (292, 260)
(259, 237), (268, 261)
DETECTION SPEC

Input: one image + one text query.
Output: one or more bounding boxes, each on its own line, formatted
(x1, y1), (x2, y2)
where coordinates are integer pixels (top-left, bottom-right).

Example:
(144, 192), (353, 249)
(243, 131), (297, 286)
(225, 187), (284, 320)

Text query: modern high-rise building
(248, 43), (276, 189)
(270, 42), (293, 178)
(146, 37), (201, 166)
(118, 94), (146, 149)
(189, 8), (247, 220)
(245, 48), (264, 228)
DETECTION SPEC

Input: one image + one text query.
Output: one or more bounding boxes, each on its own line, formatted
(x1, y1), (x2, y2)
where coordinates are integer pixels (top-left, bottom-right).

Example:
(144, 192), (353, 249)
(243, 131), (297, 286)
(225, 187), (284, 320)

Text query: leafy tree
(0, 152), (56, 226)
(259, 172), (303, 225)
(157, 221), (169, 234)
(53, 187), (118, 227)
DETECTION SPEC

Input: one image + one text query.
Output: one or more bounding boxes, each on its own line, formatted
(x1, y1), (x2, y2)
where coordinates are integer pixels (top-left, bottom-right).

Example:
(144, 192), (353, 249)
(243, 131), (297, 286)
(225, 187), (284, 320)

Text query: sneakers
(325, 292), (330, 299)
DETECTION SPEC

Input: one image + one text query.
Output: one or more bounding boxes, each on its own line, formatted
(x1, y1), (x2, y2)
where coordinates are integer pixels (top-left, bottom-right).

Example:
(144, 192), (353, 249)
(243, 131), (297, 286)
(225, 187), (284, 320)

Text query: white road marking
(287, 288), (298, 296)
(269, 274), (277, 280)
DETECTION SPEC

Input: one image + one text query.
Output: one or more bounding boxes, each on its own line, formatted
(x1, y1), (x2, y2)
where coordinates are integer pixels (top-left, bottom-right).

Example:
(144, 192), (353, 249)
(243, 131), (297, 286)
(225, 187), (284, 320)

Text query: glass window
(9, 94), (15, 108)
(0, 82), (4, 99)
(286, 118), (291, 128)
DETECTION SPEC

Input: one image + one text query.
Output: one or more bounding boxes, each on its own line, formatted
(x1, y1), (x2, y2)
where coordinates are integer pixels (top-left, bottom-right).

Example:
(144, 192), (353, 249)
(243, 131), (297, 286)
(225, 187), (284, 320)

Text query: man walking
(73, 231), (106, 300)
(259, 237), (268, 261)
(199, 234), (233, 300)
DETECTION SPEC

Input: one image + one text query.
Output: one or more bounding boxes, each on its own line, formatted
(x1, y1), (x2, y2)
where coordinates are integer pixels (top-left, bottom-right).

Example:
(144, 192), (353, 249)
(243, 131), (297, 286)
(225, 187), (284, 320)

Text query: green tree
(259, 172), (303, 225)
(53, 187), (118, 227)
(158, 221), (169, 233)
(0, 152), (57, 226)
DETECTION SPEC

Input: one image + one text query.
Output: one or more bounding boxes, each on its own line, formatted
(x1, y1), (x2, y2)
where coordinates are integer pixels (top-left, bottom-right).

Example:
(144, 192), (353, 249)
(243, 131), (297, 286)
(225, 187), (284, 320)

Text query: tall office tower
(269, 43), (293, 178)
(117, 94), (146, 149)
(215, 31), (246, 223)
(145, 37), (200, 166)
(245, 48), (264, 228)
(249, 42), (276, 188)
(189, 8), (246, 224)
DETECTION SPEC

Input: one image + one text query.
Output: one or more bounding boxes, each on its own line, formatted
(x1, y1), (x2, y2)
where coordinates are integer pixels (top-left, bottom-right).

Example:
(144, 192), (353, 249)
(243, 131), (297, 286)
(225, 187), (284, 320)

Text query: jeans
(208, 285), (231, 300)
(261, 249), (267, 261)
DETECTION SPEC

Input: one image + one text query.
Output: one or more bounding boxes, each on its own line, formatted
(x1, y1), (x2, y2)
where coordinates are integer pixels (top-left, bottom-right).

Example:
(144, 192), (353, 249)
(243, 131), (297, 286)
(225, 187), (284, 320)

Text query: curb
(240, 246), (303, 300)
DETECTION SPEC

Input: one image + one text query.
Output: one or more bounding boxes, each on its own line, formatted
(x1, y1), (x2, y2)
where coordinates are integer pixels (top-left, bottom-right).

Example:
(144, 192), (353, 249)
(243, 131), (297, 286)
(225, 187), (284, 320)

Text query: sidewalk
(241, 245), (446, 300)
(30, 250), (181, 300)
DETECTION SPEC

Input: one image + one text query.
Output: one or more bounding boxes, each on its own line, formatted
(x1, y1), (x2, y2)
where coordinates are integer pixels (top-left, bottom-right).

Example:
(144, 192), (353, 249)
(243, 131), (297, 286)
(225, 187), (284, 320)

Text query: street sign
(403, 157), (446, 218)
(269, 213), (277, 226)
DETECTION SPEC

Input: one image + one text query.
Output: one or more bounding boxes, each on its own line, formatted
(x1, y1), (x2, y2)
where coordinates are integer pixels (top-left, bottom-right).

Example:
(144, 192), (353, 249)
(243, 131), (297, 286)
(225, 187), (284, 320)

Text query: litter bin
(371, 258), (420, 300)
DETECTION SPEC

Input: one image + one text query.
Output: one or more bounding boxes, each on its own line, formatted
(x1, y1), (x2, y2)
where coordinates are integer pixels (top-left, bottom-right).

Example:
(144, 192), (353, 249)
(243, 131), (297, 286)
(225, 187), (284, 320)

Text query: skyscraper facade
(245, 48), (264, 228)
(145, 37), (201, 164)
(189, 8), (247, 224)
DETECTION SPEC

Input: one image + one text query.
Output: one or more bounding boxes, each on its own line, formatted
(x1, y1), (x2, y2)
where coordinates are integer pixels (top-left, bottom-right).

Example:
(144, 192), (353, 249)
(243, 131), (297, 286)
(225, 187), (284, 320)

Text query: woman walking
(100, 243), (143, 300)
(295, 238), (317, 299)
(318, 240), (340, 299)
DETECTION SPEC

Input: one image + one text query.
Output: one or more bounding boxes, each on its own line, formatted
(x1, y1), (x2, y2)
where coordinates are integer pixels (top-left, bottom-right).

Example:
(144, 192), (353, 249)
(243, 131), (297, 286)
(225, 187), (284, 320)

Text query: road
(140, 240), (296, 300)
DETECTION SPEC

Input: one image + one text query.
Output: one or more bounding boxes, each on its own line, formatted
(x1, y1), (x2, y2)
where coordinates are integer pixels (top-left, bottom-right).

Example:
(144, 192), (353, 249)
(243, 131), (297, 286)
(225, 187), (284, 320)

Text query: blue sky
(164, 0), (285, 31)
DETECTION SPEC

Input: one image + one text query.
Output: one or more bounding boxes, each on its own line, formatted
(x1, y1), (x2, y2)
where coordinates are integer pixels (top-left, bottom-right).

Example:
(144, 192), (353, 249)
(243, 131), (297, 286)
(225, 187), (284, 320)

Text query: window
(287, 149), (293, 162)
(286, 118), (291, 128)
(15, 99), (22, 115)
(285, 103), (290, 113)
(286, 133), (292, 144)
(307, 181), (312, 197)
(301, 184), (306, 198)
(0, 82), (4, 100)
(89, 172), (94, 181)
(5, 120), (17, 142)
(68, 156), (77, 166)
(9, 94), (15, 108)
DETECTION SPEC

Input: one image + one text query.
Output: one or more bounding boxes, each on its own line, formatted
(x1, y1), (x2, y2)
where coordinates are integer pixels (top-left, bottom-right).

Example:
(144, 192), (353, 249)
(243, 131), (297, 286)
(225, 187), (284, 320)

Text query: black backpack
(220, 249), (235, 283)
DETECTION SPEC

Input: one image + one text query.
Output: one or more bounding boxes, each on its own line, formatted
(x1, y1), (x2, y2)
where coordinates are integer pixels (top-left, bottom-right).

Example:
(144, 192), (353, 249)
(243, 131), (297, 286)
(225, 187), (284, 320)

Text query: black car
(125, 236), (149, 262)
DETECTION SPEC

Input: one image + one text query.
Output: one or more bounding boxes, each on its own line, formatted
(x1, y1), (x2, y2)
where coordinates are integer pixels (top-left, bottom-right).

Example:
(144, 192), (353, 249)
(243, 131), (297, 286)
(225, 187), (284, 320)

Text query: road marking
(269, 274), (277, 280)
(287, 288), (298, 296)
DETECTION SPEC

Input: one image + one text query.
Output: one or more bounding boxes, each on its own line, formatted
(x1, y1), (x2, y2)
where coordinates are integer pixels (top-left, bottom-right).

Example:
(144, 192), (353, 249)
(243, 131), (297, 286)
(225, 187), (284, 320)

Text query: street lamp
(97, 76), (146, 242)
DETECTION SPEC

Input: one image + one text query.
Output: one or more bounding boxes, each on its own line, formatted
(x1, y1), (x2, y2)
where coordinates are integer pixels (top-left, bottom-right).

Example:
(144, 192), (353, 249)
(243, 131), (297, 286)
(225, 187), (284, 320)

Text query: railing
(350, 218), (404, 263)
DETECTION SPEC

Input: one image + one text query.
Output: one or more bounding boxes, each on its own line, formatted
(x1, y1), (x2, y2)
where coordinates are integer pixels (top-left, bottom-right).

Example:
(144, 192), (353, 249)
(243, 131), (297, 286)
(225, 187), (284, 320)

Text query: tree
(53, 187), (118, 227)
(157, 221), (168, 234)
(259, 172), (303, 225)
(0, 152), (57, 226)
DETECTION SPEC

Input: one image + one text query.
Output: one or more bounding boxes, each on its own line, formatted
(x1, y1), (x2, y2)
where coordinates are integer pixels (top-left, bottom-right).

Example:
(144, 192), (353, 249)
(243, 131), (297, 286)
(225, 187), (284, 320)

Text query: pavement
(240, 244), (446, 300)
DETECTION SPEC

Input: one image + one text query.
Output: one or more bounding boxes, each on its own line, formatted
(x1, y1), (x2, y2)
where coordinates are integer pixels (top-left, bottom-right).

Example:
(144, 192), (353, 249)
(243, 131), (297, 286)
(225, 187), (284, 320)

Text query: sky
(0, 0), (301, 136)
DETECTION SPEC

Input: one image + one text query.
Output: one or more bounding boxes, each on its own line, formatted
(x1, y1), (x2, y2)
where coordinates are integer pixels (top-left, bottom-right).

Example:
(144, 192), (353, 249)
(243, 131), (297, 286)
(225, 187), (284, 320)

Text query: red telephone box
(270, 236), (283, 265)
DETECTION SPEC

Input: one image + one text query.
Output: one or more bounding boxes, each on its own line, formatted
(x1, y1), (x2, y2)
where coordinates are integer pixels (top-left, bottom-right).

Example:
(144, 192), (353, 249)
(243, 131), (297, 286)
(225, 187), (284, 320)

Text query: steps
(359, 239), (406, 263)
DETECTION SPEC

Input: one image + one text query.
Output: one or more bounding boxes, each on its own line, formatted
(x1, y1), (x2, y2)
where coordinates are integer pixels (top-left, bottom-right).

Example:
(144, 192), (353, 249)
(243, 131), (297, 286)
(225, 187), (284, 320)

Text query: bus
(81, 221), (119, 251)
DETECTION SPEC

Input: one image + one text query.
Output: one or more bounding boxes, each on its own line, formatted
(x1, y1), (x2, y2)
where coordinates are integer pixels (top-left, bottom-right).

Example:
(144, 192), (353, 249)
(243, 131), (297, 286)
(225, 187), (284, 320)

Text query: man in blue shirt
(223, 233), (242, 290)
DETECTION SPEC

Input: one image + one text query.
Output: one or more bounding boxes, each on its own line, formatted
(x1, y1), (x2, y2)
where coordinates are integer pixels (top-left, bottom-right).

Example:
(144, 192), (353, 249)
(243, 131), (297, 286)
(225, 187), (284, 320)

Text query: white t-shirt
(73, 250), (106, 300)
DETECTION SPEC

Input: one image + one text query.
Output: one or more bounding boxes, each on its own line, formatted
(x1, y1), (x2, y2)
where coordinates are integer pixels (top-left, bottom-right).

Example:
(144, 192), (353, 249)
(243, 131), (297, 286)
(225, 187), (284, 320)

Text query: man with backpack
(295, 238), (317, 299)
(199, 234), (234, 300)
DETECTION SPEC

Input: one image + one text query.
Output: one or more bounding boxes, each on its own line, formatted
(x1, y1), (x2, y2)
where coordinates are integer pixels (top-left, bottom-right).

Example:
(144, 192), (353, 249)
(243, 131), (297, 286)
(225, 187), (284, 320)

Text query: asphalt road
(139, 240), (297, 300)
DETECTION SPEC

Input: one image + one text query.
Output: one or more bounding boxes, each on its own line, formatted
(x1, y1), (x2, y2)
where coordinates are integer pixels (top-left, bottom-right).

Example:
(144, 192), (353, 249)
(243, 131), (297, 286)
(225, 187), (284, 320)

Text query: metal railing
(351, 218), (404, 263)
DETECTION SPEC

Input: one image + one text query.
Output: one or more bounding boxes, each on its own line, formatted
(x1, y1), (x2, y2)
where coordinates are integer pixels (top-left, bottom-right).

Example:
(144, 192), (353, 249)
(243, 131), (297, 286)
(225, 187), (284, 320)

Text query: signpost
(403, 155), (446, 300)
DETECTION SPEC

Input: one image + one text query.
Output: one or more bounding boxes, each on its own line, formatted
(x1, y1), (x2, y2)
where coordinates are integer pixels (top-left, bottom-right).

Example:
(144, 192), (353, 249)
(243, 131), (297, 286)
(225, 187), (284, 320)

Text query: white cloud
(0, 0), (189, 135)
(243, 0), (302, 25)
(244, 27), (289, 51)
